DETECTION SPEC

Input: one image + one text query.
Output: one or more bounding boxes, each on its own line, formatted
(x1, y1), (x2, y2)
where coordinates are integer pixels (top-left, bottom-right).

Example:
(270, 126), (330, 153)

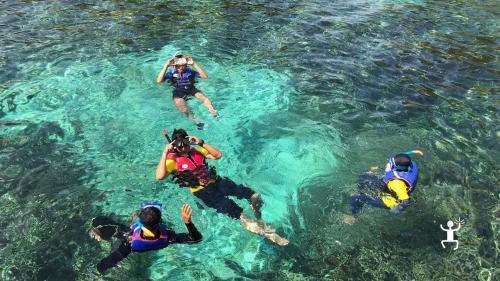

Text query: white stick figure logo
(440, 219), (461, 250)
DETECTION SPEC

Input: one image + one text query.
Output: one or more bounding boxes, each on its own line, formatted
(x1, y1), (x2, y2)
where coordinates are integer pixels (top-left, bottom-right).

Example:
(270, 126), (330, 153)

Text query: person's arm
(201, 142), (222, 160)
(156, 142), (174, 180)
(186, 56), (208, 78)
(169, 204), (203, 244)
(96, 240), (132, 275)
(156, 58), (174, 83)
(186, 136), (222, 160)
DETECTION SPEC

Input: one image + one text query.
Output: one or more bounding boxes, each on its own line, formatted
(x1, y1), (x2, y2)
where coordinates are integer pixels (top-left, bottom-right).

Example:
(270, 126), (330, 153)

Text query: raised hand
(186, 136), (202, 145)
(164, 141), (175, 154)
(181, 204), (193, 224)
(165, 58), (174, 66)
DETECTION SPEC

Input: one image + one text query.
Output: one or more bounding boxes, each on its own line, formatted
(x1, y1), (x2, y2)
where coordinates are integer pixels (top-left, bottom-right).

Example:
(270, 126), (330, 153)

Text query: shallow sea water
(0, 1), (498, 280)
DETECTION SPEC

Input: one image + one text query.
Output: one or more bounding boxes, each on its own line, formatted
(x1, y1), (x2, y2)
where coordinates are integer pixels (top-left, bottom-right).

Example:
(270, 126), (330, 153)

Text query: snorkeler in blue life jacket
(156, 53), (219, 130)
(343, 150), (422, 225)
(90, 203), (202, 275)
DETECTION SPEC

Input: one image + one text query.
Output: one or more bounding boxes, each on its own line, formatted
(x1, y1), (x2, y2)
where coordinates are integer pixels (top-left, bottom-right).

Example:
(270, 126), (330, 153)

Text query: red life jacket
(167, 148), (216, 187)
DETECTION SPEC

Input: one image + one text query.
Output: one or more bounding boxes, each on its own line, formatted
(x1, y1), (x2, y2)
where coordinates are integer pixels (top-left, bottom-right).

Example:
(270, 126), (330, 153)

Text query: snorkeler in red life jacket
(155, 129), (289, 246)
(90, 203), (202, 275)
(156, 54), (219, 130)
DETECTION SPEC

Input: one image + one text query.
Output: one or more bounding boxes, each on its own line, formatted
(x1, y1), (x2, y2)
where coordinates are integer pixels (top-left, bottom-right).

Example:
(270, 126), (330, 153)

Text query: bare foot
(89, 228), (103, 242)
(264, 232), (289, 246)
(240, 214), (288, 246)
(257, 219), (276, 233)
(209, 109), (219, 119)
(343, 214), (356, 225)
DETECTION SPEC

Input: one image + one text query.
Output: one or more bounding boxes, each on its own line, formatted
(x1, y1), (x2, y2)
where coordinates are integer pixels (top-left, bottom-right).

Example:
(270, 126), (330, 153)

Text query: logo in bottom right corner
(440, 217), (464, 250)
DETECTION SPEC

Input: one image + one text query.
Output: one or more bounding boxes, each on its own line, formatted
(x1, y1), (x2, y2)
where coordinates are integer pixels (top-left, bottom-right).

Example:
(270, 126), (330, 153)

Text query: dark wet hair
(139, 207), (161, 229)
(171, 128), (188, 141)
(394, 154), (411, 171)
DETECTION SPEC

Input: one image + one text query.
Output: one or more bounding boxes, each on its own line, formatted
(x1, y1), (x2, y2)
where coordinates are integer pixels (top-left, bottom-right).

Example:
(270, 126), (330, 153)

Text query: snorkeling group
(89, 53), (423, 276)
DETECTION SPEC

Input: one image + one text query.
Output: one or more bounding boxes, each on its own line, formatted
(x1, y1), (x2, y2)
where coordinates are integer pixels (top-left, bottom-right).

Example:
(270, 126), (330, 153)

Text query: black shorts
(172, 87), (200, 100)
(193, 177), (256, 220)
(357, 174), (387, 197)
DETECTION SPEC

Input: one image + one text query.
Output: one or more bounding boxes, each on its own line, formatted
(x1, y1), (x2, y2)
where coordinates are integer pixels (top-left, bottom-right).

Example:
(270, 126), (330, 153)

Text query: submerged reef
(0, 122), (101, 280)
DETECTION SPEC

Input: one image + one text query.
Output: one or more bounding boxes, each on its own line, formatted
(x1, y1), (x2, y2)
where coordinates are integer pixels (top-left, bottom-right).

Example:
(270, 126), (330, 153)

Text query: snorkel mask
(173, 55), (187, 66)
(172, 138), (191, 154)
(140, 203), (162, 210)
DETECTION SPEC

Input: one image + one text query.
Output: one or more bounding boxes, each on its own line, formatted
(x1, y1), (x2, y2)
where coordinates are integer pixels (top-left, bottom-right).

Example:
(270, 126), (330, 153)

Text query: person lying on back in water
(90, 203), (202, 275)
(155, 128), (289, 246)
(156, 54), (219, 130)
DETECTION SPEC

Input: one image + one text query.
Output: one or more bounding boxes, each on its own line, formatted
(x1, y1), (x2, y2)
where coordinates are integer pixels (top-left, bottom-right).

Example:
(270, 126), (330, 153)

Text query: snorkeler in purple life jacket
(156, 54), (219, 130)
(90, 203), (202, 275)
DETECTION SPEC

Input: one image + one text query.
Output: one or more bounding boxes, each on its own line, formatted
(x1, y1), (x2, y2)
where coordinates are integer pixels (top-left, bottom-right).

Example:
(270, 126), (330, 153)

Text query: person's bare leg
(240, 213), (289, 246)
(174, 97), (199, 124)
(250, 193), (263, 220)
(194, 92), (218, 117)
(249, 193), (276, 232)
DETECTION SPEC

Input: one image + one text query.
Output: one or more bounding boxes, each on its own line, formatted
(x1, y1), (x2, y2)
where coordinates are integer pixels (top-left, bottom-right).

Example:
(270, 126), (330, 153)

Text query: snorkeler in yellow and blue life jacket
(90, 203), (202, 276)
(350, 151), (422, 216)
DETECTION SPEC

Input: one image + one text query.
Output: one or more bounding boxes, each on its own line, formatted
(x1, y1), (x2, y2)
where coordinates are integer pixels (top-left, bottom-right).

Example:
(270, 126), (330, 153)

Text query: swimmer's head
(171, 128), (188, 141)
(139, 207), (161, 229)
(393, 154), (412, 171)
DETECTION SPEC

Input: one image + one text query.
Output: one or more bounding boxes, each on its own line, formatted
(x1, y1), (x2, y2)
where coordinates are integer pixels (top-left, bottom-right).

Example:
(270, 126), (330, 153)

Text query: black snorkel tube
(162, 130), (172, 142)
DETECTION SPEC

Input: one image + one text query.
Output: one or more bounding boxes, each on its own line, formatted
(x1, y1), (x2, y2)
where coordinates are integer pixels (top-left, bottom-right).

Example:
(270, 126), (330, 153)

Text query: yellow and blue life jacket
(383, 156), (419, 192)
(130, 220), (170, 252)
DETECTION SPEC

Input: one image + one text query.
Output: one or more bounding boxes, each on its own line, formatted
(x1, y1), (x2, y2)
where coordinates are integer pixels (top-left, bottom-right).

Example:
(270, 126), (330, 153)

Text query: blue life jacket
(130, 221), (170, 252)
(168, 68), (197, 89)
(383, 157), (419, 192)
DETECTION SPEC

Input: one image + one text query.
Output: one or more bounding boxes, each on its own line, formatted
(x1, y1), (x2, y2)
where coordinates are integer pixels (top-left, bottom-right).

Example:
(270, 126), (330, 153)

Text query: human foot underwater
(156, 53), (220, 130)
(155, 128), (289, 246)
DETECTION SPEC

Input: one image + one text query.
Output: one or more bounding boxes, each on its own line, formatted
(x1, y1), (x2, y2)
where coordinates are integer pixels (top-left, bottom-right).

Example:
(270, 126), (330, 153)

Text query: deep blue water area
(0, 1), (498, 280)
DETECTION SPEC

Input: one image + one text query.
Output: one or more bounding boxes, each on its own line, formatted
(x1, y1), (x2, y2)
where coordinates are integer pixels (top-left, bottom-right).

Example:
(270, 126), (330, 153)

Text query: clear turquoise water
(0, 1), (498, 280)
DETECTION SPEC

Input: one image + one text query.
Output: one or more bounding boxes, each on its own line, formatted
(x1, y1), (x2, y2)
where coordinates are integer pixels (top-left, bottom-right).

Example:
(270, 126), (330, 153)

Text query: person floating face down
(348, 153), (419, 220)
(90, 203), (202, 276)
(155, 129), (289, 246)
(156, 54), (219, 130)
